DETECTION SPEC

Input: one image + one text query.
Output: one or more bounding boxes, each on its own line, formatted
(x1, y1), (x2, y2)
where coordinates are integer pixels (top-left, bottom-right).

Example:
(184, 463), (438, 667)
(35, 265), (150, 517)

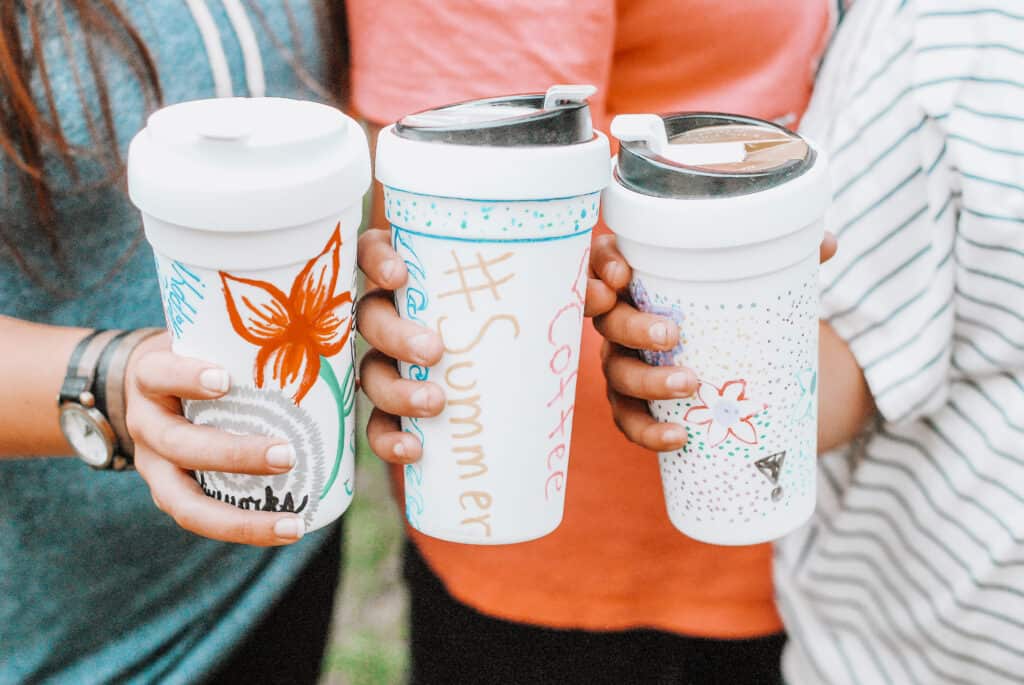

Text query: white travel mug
(128, 97), (370, 532)
(604, 113), (829, 545)
(375, 85), (610, 544)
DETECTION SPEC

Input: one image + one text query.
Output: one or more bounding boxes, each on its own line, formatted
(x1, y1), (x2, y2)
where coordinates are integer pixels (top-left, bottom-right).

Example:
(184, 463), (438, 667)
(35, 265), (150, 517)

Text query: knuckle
(359, 355), (385, 393)
(132, 354), (159, 393)
(593, 234), (615, 250)
(222, 438), (252, 472)
(156, 421), (185, 454)
(231, 518), (257, 544)
(133, 455), (152, 481)
(172, 500), (201, 532)
(125, 409), (144, 441)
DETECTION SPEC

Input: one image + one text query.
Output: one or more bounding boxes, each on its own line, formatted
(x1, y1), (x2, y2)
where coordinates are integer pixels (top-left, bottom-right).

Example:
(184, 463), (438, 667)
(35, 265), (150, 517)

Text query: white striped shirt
(776, 2), (1024, 684)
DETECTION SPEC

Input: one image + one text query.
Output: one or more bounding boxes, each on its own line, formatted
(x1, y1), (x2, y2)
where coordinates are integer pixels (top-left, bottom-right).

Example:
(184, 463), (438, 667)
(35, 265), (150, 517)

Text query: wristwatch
(57, 328), (161, 470)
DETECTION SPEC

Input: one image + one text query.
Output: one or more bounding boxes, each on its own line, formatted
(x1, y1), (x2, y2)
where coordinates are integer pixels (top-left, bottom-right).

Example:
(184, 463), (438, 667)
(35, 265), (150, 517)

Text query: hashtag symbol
(438, 250), (515, 312)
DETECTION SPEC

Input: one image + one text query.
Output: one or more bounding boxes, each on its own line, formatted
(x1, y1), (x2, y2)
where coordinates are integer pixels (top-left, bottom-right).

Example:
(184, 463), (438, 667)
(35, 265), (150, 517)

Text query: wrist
(56, 327), (163, 469)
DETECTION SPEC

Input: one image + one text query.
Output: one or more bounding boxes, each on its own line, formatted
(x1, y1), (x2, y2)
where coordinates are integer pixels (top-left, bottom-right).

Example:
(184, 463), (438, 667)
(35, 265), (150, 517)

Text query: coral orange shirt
(348, 0), (834, 637)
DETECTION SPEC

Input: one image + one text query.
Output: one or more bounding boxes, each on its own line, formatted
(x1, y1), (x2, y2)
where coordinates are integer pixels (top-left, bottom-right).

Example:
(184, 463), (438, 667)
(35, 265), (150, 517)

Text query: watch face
(59, 404), (113, 468)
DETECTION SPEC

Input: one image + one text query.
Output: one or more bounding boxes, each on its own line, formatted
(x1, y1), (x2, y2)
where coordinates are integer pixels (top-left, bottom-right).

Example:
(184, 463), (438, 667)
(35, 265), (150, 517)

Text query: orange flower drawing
(221, 224), (352, 405)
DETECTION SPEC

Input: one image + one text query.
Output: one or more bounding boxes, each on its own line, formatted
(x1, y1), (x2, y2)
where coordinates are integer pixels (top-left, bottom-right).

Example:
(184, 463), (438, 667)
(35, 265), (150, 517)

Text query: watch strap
(95, 328), (163, 462)
(58, 329), (108, 404)
(61, 330), (125, 404)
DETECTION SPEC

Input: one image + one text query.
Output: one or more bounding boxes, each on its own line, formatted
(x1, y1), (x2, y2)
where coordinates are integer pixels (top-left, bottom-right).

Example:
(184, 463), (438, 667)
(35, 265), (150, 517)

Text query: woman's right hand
(125, 333), (308, 546)
(356, 228), (447, 463)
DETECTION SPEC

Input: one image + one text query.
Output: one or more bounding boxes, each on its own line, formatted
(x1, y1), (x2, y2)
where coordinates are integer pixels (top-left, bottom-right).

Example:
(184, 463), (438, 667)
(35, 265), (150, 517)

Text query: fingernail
(664, 427), (687, 446)
(393, 441), (407, 459)
(266, 444), (296, 469)
(666, 371), (693, 394)
(199, 368), (230, 393)
(274, 517), (305, 540)
(410, 386), (433, 412)
(380, 259), (400, 283)
(408, 333), (437, 364)
(603, 261), (623, 284)
(649, 322), (669, 346)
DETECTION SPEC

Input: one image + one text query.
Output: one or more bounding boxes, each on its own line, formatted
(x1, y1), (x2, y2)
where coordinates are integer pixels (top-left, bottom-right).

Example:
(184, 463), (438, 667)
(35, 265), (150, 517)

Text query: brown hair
(0, 1), (348, 297)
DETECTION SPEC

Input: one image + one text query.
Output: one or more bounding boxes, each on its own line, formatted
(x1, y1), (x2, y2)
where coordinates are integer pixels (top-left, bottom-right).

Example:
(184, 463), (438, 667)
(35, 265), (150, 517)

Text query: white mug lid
(128, 97), (370, 231)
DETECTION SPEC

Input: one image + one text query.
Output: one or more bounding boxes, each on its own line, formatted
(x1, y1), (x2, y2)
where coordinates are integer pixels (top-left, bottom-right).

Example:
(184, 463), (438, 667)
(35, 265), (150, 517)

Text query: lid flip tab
(543, 84), (598, 110)
(611, 114), (746, 166)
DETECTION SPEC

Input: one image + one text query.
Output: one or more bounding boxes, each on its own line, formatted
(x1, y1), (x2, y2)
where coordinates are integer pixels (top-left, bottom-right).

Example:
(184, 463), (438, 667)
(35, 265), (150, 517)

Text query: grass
(320, 188), (410, 684)
(319, 389), (410, 685)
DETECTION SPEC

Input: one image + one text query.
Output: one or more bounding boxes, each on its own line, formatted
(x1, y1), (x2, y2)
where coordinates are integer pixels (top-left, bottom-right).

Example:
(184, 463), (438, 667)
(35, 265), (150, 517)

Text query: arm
(0, 316), (89, 457)
(818, 319), (874, 453)
(0, 314), (307, 545)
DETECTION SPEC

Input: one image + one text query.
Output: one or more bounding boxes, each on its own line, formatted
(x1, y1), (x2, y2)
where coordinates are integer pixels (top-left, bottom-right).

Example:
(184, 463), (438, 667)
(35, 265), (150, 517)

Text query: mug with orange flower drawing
(158, 222), (359, 533)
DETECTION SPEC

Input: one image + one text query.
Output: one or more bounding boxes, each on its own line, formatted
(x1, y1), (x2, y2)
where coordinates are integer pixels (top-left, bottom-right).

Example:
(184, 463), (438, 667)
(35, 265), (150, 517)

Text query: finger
(140, 452), (305, 546)
(593, 300), (679, 351)
(607, 388), (688, 452)
(366, 407), (423, 464)
(129, 400), (294, 475)
(603, 347), (698, 400)
(590, 234), (632, 291)
(358, 228), (408, 290)
(357, 290), (444, 366)
(584, 277), (618, 318)
(132, 350), (230, 400)
(360, 349), (445, 418)
(820, 231), (838, 264)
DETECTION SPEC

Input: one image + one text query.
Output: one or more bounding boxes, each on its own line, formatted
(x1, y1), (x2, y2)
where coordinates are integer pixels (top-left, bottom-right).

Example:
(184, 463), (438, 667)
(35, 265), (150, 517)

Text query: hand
(356, 228), (446, 464)
(126, 333), (306, 546)
(595, 232), (838, 452)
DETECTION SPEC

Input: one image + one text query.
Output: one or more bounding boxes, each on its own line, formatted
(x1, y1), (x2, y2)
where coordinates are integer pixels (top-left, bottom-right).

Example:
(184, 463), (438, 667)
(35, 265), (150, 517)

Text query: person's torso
(0, 3), (335, 682)
(402, 0), (835, 636)
(776, 1), (1024, 682)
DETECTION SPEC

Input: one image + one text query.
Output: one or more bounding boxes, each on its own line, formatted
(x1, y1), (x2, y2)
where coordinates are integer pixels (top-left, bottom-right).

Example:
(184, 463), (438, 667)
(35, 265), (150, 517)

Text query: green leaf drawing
(319, 357), (355, 500)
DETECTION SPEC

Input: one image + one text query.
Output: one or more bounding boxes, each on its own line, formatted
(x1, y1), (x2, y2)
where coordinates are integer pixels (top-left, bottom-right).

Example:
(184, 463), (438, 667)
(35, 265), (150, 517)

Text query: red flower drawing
(220, 224), (352, 405)
(683, 379), (766, 447)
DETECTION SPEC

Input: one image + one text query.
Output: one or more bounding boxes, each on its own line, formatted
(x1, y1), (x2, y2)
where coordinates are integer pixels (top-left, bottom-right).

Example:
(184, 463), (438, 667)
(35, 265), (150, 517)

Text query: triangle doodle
(754, 451), (786, 502)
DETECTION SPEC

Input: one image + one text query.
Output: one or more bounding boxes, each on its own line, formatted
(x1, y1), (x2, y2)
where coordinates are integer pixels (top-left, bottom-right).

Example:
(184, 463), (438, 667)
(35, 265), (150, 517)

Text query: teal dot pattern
(383, 187), (600, 240)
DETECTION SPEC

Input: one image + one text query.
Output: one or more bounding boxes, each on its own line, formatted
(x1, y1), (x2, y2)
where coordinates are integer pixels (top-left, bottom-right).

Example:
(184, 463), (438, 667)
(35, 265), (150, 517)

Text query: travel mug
(604, 113), (829, 545)
(128, 97), (371, 532)
(375, 85), (610, 544)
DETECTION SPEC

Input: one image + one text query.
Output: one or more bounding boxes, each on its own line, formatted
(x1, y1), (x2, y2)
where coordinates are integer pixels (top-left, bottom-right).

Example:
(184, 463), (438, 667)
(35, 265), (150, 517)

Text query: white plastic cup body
(128, 98), (370, 533)
(143, 209), (361, 533)
(387, 188), (598, 544)
(604, 151), (828, 546)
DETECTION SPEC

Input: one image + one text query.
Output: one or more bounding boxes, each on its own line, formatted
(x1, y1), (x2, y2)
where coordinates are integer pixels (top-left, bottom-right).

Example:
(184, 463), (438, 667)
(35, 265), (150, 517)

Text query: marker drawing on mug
(392, 226), (430, 531)
(543, 247), (589, 501)
(386, 186), (600, 544)
(436, 248), (521, 539)
(158, 259), (206, 339)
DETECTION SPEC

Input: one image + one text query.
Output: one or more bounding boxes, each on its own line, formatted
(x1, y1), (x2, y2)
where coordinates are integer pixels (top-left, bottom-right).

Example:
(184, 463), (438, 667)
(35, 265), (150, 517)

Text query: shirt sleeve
(345, 0), (615, 126)
(811, 1), (1024, 425)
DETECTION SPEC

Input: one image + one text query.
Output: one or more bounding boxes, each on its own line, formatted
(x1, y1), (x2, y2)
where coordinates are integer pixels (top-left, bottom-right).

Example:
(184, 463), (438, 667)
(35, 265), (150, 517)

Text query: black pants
(206, 523), (343, 685)
(405, 542), (785, 685)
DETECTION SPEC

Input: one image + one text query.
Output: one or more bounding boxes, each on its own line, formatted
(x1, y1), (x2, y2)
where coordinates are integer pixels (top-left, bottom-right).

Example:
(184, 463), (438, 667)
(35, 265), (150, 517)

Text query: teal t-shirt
(0, 3), (340, 682)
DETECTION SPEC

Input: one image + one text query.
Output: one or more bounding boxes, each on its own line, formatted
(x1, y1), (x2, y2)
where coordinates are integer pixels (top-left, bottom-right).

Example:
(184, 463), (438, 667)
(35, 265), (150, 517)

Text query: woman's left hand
(593, 232), (838, 452)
